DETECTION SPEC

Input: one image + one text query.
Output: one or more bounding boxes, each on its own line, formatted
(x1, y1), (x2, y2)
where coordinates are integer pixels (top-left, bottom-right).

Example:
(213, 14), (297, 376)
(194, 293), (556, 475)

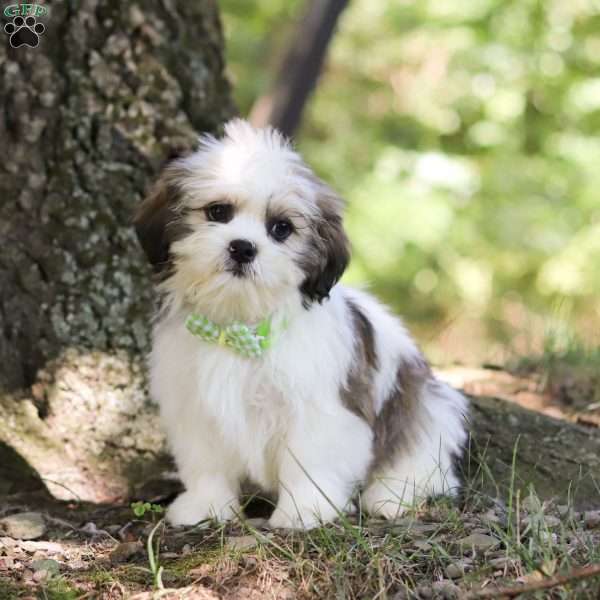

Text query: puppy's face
(135, 120), (349, 321)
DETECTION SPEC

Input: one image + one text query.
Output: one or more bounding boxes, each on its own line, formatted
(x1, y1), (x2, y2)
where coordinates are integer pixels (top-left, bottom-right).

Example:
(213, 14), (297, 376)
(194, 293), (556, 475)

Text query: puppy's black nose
(228, 239), (257, 264)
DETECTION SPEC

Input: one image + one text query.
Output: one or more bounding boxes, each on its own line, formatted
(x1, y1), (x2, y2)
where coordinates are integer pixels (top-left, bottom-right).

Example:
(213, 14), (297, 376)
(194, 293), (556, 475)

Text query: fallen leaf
(109, 541), (143, 564)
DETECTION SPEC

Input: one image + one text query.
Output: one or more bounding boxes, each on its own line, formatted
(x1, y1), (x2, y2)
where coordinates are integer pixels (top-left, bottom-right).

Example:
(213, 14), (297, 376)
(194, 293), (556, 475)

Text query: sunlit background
(221, 0), (600, 365)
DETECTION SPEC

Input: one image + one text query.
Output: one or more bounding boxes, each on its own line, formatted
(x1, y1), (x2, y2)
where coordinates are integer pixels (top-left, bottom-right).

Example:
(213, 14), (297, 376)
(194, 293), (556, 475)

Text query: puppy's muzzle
(228, 239), (257, 264)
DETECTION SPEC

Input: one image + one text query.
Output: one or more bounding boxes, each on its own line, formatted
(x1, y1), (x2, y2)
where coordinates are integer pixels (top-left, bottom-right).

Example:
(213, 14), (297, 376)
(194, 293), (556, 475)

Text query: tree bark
(0, 0), (234, 502)
(250, 0), (349, 137)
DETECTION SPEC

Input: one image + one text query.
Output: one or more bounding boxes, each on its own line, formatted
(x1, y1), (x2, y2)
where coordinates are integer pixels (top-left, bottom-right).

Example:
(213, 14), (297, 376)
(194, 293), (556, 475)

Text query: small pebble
(32, 569), (49, 583)
(445, 562), (465, 579)
(456, 533), (499, 552)
(544, 515), (561, 528)
(31, 559), (60, 575)
(480, 509), (500, 526)
(412, 540), (432, 551)
(393, 522), (438, 537)
(0, 513), (46, 540)
(584, 510), (600, 529)
(226, 535), (258, 551)
(432, 580), (460, 599)
(0, 536), (17, 548)
(415, 584), (433, 599)
(21, 541), (64, 554)
(489, 556), (512, 569)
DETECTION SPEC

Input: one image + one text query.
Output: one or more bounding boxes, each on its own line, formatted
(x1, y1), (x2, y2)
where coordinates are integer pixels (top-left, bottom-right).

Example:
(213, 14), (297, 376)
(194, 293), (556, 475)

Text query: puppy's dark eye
(269, 219), (294, 242)
(205, 203), (233, 223)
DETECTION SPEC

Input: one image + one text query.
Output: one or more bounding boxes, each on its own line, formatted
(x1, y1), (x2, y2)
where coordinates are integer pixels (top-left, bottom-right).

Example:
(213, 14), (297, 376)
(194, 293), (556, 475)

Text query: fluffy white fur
(141, 119), (468, 529)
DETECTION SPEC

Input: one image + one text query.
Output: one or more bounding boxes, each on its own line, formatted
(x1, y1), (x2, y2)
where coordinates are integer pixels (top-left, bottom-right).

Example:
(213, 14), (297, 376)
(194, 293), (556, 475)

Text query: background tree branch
(250, 0), (349, 137)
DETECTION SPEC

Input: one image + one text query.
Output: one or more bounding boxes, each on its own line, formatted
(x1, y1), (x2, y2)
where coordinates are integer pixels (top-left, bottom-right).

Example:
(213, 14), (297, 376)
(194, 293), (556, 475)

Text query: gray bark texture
(0, 0), (234, 501)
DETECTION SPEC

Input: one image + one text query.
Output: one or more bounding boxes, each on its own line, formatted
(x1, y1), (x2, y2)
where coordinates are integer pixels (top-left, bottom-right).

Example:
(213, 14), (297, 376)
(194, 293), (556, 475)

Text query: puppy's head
(135, 119), (349, 320)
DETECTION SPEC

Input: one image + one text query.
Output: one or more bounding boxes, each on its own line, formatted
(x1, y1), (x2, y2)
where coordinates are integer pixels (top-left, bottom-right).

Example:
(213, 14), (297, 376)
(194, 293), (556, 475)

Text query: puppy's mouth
(226, 262), (254, 279)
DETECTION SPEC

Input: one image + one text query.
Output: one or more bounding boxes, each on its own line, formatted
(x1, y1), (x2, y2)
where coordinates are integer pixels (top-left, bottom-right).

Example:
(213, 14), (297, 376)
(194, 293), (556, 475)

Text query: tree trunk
(0, 0), (234, 502)
(250, 0), (349, 137)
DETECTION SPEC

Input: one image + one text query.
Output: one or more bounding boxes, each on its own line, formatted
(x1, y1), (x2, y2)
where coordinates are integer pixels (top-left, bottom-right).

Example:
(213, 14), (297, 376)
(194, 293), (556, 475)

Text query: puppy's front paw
(268, 506), (321, 530)
(268, 486), (353, 530)
(167, 489), (240, 526)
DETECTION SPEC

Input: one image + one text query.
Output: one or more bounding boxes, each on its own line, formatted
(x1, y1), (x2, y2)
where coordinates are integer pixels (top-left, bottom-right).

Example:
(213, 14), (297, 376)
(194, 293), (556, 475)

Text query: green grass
(512, 328), (600, 418)
(5, 489), (599, 599)
(39, 577), (81, 600)
(0, 579), (21, 600)
(1, 575), (82, 600)
(134, 463), (599, 599)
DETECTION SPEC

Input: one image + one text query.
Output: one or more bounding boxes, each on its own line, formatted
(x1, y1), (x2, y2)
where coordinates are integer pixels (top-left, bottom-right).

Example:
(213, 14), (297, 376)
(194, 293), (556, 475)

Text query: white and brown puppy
(135, 119), (468, 529)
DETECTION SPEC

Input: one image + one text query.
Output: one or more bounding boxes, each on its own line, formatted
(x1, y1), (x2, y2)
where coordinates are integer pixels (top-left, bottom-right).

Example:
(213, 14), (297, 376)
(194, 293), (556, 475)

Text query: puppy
(135, 119), (468, 529)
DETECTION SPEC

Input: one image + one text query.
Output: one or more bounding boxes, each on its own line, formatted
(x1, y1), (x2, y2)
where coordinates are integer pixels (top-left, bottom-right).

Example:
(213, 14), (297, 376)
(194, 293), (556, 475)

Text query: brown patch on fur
(298, 175), (350, 305)
(340, 310), (435, 477)
(134, 163), (191, 276)
(370, 356), (432, 473)
(347, 300), (378, 371)
(341, 300), (379, 426)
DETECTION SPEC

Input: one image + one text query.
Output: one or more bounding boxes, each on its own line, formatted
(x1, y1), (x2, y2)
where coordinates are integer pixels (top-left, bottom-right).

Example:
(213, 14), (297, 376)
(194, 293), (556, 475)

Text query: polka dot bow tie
(185, 313), (272, 358)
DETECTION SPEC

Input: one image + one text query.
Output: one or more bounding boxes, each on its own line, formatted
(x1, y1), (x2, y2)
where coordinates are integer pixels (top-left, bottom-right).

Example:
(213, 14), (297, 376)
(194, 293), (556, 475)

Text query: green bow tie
(185, 313), (272, 358)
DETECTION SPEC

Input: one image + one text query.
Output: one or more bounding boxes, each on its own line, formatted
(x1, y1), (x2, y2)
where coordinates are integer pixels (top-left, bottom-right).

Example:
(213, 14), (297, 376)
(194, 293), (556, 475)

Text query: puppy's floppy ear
(300, 184), (350, 304)
(134, 161), (187, 274)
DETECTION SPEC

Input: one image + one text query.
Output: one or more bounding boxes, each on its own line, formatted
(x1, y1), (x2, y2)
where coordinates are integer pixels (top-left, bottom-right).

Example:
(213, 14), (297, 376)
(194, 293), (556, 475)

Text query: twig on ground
(466, 562), (600, 598)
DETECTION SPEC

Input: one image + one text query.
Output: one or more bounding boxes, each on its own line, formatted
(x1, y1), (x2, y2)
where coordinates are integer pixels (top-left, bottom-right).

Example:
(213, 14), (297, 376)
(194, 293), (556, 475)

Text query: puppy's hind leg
(269, 407), (373, 530)
(362, 380), (468, 519)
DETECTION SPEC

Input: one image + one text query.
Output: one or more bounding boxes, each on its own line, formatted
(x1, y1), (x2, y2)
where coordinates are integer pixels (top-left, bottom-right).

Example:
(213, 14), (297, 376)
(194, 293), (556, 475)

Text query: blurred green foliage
(221, 0), (600, 359)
